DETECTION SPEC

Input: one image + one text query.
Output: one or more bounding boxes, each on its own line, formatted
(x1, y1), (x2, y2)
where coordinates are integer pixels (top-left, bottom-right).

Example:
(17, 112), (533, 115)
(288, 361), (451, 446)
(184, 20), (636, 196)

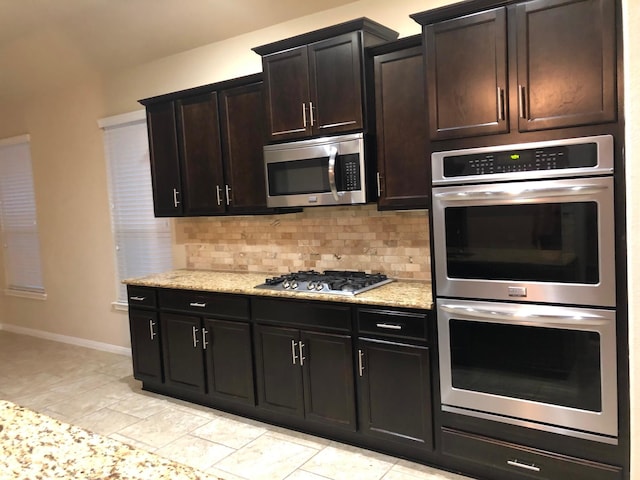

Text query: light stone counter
(124, 269), (433, 310)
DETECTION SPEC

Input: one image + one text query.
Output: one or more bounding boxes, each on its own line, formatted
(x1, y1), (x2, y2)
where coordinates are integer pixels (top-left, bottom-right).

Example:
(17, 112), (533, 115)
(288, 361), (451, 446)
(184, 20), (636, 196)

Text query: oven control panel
(443, 143), (598, 178)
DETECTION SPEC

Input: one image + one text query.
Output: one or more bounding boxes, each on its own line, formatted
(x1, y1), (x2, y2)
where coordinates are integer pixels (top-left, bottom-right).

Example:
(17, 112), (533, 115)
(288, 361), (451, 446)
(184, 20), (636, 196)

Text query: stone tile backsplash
(175, 205), (430, 280)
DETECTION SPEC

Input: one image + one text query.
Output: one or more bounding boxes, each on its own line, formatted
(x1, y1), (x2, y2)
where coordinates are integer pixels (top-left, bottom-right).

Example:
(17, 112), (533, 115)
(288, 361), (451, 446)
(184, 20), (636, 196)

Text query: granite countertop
(124, 270), (433, 310)
(0, 400), (217, 480)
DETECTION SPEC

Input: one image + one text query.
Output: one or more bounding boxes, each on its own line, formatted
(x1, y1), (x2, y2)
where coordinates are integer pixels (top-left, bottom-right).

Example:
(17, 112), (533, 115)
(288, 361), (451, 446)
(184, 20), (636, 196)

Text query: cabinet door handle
(130, 296), (146, 302)
(149, 320), (157, 340)
(518, 85), (527, 119)
(189, 302), (206, 308)
(507, 460), (540, 472)
(358, 349), (365, 377)
(376, 172), (382, 196)
(202, 328), (209, 350)
(225, 184), (231, 205)
(173, 188), (180, 207)
(192, 326), (199, 348)
(309, 102), (315, 127)
(299, 341), (305, 366)
(375, 323), (402, 330)
(302, 103), (308, 128)
(216, 185), (222, 205)
(497, 87), (505, 121)
(291, 340), (299, 365)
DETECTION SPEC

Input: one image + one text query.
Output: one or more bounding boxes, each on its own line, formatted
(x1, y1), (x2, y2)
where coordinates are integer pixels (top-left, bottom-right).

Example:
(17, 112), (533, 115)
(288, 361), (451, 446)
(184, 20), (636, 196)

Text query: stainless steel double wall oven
(431, 135), (618, 444)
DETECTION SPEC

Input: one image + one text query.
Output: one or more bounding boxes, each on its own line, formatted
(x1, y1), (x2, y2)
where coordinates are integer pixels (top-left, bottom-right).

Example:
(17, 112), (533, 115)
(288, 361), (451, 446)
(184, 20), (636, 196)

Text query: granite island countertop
(124, 270), (433, 310)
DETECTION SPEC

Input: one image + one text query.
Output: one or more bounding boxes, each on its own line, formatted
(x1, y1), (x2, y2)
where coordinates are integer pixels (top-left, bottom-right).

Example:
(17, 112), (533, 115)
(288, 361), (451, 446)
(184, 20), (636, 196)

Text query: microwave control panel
(337, 154), (361, 191)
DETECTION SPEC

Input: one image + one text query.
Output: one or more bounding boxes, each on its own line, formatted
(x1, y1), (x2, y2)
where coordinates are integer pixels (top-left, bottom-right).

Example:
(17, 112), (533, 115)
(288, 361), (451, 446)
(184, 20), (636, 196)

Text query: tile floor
(0, 330), (472, 480)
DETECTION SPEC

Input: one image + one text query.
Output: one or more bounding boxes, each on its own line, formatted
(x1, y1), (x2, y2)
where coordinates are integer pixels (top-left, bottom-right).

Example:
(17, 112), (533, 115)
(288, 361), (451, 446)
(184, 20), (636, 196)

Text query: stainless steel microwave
(264, 133), (368, 208)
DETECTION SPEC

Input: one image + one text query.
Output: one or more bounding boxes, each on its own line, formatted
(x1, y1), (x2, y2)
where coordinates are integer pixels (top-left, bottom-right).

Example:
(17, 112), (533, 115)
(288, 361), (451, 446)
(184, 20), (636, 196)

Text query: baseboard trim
(0, 323), (131, 357)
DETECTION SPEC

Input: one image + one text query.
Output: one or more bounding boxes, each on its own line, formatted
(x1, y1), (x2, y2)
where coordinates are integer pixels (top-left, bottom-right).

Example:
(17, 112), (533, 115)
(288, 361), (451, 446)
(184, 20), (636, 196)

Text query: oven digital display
(443, 142), (598, 177)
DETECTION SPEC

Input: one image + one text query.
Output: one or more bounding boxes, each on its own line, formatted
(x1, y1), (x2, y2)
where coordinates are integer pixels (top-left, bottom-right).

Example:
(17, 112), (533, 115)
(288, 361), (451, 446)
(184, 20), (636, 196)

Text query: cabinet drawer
(441, 428), (622, 480)
(357, 308), (427, 342)
(158, 289), (249, 320)
(253, 298), (352, 332)
(127, 286), (157, 309)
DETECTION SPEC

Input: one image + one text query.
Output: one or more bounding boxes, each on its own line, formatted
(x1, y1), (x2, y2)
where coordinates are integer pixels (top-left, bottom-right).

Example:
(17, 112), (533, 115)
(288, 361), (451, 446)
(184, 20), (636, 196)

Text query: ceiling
(0, 0), (356, 101)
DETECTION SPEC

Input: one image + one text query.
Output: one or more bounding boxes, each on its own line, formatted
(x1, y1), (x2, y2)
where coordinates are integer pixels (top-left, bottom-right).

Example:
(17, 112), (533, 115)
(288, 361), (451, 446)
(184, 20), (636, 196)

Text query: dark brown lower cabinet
(160, 313), (207, 394)
(442, 428), (623, 480)
(204, 318), (255, 405)
(254, 324), (357, 431)
(129, 308), (163, 383)
(357, 339), (433, 450)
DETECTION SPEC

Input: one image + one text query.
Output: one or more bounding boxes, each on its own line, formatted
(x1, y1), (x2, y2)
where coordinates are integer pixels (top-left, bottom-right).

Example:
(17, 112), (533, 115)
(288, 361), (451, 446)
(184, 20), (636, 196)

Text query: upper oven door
(432, 175), (615, 306)
(264, 133), (366, 208)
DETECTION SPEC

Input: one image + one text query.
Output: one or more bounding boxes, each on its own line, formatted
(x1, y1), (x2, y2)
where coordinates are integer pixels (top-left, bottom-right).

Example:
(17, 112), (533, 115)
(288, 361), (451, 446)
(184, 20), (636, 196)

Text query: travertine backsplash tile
(175, 205), (430, 280)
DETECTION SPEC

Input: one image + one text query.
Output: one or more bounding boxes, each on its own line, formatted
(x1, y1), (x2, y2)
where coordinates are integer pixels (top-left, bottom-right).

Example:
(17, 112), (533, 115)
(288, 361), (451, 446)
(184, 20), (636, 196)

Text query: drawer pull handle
(130, 296), (146, 302)
(375, 323), (402, 330)
(507, 460), (540, 472)
(189, 302), (207, 308)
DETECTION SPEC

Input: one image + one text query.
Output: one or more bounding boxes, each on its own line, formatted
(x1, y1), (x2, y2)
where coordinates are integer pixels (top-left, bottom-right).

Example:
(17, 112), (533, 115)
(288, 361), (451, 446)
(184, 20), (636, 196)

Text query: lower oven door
(437, 298), (618, 444)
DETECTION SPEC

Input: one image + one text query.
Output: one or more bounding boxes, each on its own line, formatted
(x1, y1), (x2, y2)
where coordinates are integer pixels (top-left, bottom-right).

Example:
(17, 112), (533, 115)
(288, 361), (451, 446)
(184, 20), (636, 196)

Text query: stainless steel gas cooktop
(255, 270), (393, 296)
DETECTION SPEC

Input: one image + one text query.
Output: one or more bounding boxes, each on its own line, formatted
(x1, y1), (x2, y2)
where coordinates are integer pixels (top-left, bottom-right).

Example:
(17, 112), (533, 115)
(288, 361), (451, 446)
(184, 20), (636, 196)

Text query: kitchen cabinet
(419, 0), (616, 140)
(140, 74), (272, 217)
(253, 18), (398, 142)
(127, 287), (163, 384)
(356, 307), (434, 451)
(253, 298), (357, 431)
(370, 36), (430, 210)
(157, 289), (254, 403)
(441, 428), (622, 480)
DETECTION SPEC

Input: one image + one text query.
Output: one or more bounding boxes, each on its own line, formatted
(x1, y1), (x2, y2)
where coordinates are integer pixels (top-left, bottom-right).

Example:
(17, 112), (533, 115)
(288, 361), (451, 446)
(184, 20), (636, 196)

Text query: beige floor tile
(205, 466), (248, 480)
(155, 434), (235, 471)
(109, 392), (171, 418)
(115, 407), (211, 449)
(73, 407), (142, 436)
(193, 414), (269, 449)
(285, 471), (333, 480)
(267, 425), (332, 450)
(9, 389), (72, 411)
(109, 432), (158, 452)
(301, 443), (395, 480)
(49, 372), (116, 395)
(214, 433), (319, 480)
(384, 460), (473, 480)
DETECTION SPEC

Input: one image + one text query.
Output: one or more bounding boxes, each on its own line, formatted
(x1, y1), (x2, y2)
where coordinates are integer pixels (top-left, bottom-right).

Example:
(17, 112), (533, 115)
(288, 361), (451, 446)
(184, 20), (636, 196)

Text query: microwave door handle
(328, 146), (339, 201)
(440, 304), (609, 327)
(434, 184), (608, 202)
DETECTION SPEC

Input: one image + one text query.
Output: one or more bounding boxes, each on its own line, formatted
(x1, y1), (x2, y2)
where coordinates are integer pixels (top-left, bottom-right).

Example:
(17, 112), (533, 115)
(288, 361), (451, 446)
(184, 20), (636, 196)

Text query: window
(99, 111), (172, 306)
(0, 135), (45, 297)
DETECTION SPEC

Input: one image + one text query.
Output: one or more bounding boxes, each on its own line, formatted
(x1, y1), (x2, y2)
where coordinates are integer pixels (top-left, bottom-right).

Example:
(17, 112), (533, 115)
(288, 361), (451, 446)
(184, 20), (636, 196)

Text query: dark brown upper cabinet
(140, 74), (273, 217)
(253, 18), (398, 142)
(417, 0), (616, 141)
(370, 36), (430, 210)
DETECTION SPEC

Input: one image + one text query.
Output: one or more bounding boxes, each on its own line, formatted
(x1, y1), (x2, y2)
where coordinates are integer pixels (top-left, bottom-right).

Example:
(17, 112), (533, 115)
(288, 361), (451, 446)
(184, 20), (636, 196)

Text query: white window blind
(0, 136), (45, 295)
(101, 113), (172, 305)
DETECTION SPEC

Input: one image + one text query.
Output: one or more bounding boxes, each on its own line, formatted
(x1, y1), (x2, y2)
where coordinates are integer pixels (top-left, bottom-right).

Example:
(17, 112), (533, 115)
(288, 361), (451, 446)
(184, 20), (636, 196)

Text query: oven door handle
(433, 184), (608, 202)
(440, 304), (609, 327)
(327, 146), (340, 201)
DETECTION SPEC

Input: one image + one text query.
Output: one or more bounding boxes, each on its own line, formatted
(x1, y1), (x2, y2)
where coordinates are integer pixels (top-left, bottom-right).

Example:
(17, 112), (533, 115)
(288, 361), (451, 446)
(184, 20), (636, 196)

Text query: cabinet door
(308, 32), (363, 136)
(374, 45), (429, 210)
(301, 331), (356, 431)
(516, 0), (616, 131)
(204, 318), (255, 405)
(219, 82), (270, 213)
(160, 313), (206, 394)
(425, 8), (508, 140)
(129, 309), (163, 383)
(254, 324), (304, 417)
(358, 339), (433, 450)
(262, 46), (311, 140)
(176, 92), (225, 215)
(146, 101), (183, 216)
